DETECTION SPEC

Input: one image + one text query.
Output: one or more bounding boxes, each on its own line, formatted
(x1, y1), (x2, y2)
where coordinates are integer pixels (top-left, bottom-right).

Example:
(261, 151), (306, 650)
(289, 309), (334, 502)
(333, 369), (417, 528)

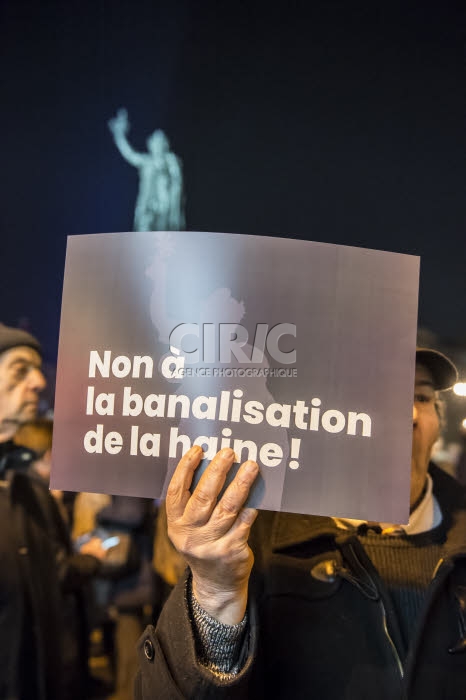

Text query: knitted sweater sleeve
(188, 576), (248, 677)
(135, 570), (258, 699)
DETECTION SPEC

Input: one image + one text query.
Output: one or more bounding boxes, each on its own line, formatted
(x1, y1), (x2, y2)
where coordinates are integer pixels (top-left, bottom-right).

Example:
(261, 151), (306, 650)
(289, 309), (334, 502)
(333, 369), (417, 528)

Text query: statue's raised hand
(108, 108), (130, 135)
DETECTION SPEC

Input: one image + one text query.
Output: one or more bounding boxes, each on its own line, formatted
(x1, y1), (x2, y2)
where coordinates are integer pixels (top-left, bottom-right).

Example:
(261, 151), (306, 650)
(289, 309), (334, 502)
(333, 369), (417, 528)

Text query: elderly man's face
(0, 346), (46, 437)
(410, 363), (440, 508)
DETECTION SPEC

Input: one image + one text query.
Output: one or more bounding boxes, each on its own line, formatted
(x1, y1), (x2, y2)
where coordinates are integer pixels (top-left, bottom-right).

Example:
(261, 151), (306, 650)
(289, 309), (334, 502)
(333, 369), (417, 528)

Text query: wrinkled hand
(80, 536), (107, 560)
(167, 446), (259, 625)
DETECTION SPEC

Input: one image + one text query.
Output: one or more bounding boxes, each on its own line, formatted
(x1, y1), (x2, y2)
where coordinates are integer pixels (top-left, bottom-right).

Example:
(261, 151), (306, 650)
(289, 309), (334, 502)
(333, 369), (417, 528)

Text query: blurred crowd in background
(7, 413), (187, 700)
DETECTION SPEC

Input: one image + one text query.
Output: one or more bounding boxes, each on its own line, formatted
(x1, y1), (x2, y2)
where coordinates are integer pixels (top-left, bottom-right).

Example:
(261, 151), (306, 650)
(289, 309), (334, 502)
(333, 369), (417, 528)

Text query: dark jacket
(24, 469), (101, 700)
(0, 442), (64, 700)
(96, 495), (155, 610)
(135, 464), (466, 699)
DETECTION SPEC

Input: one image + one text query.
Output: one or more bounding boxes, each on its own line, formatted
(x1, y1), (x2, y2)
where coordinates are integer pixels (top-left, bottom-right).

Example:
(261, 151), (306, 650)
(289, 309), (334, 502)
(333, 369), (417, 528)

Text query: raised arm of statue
(108, 108), (145, 168)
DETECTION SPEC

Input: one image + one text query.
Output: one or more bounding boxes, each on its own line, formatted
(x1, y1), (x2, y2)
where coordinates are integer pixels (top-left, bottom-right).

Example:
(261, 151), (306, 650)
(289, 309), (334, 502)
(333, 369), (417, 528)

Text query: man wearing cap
(136, 348), (466, 700)
(0, 323), (65, 700)
(0, 323), (46, 454)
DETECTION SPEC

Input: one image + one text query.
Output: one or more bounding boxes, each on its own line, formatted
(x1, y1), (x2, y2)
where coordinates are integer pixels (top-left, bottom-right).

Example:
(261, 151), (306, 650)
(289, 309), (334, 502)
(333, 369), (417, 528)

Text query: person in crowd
(14, 417), (107, 700)
(0, 322), (64, 699)
(94, 495), (156, 700)
(135, 347), (466, 699)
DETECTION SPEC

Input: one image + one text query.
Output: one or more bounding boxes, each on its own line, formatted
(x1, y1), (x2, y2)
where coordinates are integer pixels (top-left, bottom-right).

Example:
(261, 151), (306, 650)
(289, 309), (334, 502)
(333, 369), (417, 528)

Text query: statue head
(147, 129), (169, 155)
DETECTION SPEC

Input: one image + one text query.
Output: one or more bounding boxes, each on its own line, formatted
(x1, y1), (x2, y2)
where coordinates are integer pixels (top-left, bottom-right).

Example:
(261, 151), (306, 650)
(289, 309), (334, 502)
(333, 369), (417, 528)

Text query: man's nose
(29, 368), (46, 391)
(413, 403), (418, 425)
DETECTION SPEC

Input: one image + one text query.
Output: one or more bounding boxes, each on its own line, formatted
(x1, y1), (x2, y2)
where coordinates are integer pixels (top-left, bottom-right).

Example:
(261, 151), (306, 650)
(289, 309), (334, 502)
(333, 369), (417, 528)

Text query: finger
(183, 448), (236, 525)
(207, 460), (259, 536)
(217, 507), (258, 547)
(166, 445), (204, 520)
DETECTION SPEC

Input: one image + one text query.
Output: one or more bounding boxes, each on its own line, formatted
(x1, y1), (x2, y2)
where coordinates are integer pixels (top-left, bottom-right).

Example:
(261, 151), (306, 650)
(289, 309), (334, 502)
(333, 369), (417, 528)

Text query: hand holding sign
(166, 445), (259, 625)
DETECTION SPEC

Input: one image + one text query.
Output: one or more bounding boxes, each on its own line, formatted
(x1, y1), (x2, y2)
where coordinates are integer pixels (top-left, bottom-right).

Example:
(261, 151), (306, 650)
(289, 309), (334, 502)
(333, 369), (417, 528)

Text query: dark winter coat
(0, 442), (63, 700)
(24, 469), (100, 700)
(135, 464), (466, 699)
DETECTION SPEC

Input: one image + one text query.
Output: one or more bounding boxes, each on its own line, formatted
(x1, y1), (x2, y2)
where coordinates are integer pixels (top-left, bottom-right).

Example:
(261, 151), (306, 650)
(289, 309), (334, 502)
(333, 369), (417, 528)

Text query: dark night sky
(1, 0), (465, 361)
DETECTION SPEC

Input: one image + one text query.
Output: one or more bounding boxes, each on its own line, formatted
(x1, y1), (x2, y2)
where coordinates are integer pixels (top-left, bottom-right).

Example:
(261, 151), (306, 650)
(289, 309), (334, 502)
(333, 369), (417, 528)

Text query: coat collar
(270, 463), (466, 555)
(431, 463), (466, 560)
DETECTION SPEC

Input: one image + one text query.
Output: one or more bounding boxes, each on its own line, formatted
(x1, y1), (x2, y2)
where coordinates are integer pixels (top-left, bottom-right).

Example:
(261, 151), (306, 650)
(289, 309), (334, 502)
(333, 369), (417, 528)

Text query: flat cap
(0, 323), (41, 356)
(416, 347), (457, 391)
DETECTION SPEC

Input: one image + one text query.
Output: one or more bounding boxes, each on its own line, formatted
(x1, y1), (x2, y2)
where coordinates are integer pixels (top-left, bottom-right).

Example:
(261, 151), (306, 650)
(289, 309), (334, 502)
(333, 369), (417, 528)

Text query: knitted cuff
(188, 576), (248, 677)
